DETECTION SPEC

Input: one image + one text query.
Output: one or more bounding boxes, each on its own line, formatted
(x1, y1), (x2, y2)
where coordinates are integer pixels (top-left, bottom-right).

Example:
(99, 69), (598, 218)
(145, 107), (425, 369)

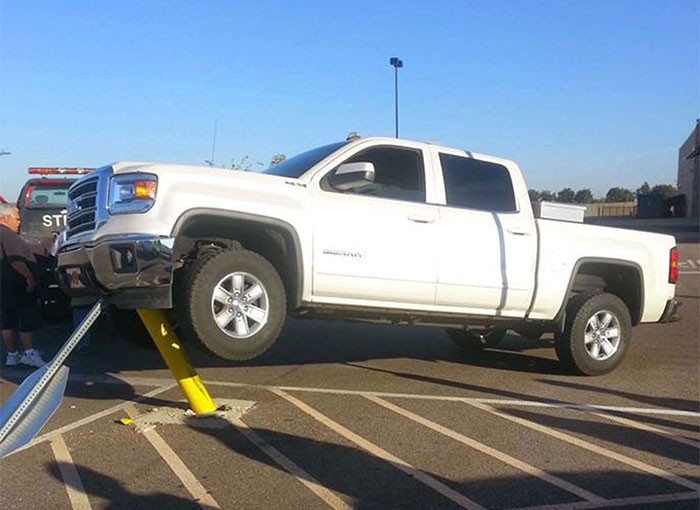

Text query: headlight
(108, 173), (158, 215)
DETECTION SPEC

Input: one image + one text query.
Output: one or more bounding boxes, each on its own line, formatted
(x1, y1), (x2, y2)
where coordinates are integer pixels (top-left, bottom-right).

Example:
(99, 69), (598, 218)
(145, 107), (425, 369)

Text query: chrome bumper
(56, 235), (175, 309)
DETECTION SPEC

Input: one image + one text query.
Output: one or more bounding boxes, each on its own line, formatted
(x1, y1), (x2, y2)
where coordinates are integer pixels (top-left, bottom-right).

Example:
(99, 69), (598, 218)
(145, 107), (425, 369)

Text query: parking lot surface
(1, 241), (698, 510)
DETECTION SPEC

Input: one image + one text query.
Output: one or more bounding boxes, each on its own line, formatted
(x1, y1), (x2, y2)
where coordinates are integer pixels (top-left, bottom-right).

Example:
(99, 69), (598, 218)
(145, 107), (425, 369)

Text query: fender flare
(170, 208), (305, 307)
(552, 257), (645, 327)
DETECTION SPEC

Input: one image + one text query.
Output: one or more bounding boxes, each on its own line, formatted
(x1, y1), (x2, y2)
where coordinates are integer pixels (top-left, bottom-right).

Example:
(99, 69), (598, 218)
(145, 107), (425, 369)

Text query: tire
(556, 292), (632, 376)
(447, 327), (507, 351)
(183, 249), (286, 361)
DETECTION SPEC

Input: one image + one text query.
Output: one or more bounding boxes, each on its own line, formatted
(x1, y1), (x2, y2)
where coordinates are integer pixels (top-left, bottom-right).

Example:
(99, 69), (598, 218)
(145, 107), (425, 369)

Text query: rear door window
(439, 153), (516, 212)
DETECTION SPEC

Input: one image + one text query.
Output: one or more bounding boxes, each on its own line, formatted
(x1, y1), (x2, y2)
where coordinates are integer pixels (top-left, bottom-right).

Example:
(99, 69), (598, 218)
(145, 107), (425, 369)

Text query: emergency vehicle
(16, 167), (94, 317)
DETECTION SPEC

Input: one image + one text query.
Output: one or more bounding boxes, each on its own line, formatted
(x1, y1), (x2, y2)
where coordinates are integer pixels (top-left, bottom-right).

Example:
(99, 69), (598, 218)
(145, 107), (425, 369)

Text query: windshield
(21, 181), (74, 209)
(263, 141), (348, 178)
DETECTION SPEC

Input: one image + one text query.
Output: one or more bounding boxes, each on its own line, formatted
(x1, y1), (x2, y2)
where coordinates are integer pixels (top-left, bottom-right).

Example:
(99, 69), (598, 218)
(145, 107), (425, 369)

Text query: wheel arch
(170, 209), (304, 308)
(555, 258), (645, 326)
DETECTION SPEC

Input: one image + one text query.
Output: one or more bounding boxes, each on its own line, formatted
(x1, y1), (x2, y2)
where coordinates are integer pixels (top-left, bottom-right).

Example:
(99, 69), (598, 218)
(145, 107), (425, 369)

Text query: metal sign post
(0, 302), (218, 458)
(0, 300), (104, 457)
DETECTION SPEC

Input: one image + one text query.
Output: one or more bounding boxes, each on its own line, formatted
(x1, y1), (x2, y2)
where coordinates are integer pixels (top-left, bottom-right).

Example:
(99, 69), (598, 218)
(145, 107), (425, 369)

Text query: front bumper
(658, 298), (682, 323)
(56, 235), (175, 309)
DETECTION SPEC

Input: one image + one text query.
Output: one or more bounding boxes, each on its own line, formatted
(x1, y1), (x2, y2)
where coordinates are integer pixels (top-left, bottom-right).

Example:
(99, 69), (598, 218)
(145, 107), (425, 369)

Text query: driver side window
(323, 146), (426, 203)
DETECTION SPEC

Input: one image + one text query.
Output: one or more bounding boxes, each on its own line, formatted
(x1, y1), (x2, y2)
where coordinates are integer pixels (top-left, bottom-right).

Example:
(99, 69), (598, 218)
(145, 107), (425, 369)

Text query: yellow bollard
(136, 309), (217, 415)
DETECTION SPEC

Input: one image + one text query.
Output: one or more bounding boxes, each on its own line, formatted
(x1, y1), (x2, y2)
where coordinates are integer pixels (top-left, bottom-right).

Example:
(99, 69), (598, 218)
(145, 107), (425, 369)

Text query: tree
(230, 155), (253, 171)
(606, 187), (635, 203)
(528, 189), (541, 202)
(540, 190), (555, 201)
(636, 182), (651, 196)
(269, 153), (286, 167)
(650, 184), (677, 198)
(574, 188), (594, 204)
(556, 188), (576, 203)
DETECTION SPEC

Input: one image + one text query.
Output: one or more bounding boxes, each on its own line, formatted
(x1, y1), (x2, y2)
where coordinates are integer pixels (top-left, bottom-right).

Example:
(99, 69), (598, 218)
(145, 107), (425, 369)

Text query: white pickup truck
(56, 136), (681, 375)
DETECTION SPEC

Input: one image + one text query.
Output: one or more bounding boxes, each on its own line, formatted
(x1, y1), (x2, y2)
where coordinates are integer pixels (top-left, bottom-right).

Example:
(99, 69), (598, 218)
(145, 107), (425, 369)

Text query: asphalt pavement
(1, 237), (698, 510)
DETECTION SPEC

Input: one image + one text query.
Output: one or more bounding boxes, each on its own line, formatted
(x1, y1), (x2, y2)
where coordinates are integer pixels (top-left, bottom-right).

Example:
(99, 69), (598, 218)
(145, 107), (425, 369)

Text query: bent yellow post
(136, 309), (217, 415)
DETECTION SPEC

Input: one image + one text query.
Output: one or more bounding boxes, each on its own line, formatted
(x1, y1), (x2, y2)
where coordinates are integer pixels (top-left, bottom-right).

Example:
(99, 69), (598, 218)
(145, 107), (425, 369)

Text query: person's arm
(10, 260), (36, 293)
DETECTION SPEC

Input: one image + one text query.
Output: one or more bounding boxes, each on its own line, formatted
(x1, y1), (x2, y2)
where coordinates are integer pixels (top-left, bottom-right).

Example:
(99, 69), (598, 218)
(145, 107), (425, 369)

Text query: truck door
(310, 144), (439, 305)
(434, 151), (537, 317)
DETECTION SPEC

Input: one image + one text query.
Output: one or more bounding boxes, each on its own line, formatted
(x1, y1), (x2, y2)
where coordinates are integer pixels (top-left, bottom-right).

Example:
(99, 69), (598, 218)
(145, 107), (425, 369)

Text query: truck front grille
(66, 175), (100, 238)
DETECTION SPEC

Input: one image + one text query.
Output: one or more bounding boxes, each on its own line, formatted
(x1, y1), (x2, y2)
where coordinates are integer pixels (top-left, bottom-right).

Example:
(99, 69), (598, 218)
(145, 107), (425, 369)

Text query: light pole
(389, 57), (403, 138)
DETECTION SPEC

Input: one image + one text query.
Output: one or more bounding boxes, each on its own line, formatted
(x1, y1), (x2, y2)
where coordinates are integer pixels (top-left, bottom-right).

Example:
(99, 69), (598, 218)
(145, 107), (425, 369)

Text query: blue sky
(1, 0), (698, 200)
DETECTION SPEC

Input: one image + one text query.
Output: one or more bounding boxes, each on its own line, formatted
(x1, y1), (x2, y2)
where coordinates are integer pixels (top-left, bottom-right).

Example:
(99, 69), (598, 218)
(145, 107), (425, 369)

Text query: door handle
(408, 215), (436, 224)
(507, 228), (530, 236)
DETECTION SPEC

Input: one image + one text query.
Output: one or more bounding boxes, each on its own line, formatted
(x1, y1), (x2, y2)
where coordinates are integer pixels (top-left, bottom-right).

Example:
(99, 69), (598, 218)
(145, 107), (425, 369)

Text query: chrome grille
(66, 175), (99, 237)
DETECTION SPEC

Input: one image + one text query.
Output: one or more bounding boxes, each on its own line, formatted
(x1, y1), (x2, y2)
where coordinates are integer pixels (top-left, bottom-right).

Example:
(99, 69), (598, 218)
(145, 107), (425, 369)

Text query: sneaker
(20, 349), (46, 367)
(6, 351), (20, 366)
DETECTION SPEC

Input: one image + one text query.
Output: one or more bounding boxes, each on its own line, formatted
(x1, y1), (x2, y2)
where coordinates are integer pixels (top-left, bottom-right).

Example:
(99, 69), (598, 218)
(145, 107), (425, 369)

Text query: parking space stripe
(231, 415), (352, 510)
(199, 380), (699, 418)
(271, 388), (488, 510)
(588, 410), (700, 448)
(468, 401), (700, 491)
(124, 405), (221, 509)
(366, 395), (605, 503)
(509, 490), (700, 510)
(18, 383), (177, 453)
(50, 435), (92, 510)
(35, 372), (695, 419)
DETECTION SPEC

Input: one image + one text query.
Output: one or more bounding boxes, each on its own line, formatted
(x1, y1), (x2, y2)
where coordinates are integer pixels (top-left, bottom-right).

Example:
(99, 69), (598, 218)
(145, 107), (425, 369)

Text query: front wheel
(556, 292), (632, 376)
(183, 249), (286, 361)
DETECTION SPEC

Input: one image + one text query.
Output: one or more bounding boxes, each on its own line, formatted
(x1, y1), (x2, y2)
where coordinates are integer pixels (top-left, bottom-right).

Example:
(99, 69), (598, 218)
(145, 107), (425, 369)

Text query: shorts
(1, 298), (42, 333)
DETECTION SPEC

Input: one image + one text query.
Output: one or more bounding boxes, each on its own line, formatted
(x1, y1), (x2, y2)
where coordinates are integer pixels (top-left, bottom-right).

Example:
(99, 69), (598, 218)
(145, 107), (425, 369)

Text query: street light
(389, 57), (403, 138)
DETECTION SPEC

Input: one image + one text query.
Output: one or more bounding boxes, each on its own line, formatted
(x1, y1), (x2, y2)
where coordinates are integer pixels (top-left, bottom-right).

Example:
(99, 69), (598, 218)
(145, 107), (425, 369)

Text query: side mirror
(329, 162), (375, 191)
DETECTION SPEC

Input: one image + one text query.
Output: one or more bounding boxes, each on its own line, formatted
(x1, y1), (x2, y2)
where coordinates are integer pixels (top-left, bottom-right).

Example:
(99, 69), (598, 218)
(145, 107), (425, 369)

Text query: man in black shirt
(0, 204), (45, 367)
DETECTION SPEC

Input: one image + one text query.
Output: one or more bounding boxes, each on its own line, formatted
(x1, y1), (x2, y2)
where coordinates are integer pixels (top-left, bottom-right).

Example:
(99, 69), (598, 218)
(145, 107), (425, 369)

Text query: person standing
(0, 204), (45, 367)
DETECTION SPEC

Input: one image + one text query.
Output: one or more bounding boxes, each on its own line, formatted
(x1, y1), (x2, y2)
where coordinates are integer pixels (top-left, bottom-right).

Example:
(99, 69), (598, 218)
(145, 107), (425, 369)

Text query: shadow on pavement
(182, 414), (698, 509)
(46, 462), (216, 510)
(24, 318), (565, 376)
(537, 378), (700, 414)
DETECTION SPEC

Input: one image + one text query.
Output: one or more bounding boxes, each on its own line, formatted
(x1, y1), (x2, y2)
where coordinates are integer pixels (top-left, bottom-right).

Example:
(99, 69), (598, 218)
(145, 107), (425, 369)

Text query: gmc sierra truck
(55, 136), (680, 375)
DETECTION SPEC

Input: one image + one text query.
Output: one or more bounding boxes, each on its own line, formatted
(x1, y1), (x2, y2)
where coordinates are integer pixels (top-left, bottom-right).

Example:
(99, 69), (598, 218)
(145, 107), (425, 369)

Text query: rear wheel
(556, 292), (631, 376)
(447, 327), (507, 351)
(182, 249), (286, 361)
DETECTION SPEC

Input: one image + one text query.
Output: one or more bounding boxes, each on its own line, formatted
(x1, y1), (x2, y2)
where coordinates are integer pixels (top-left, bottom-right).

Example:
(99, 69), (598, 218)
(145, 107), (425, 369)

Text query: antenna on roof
(205, 119), (218, 166)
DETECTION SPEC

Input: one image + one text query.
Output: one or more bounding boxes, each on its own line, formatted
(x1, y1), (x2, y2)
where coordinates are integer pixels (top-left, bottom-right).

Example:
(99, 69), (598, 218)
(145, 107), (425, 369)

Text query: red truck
(16, 167), (93, 317)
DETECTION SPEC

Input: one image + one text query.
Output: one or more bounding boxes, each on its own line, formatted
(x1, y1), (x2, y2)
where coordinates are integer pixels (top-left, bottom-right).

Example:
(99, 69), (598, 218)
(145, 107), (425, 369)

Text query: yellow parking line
(271, 388), (487, 510)
(50, 435), (92, 510)
(366, 395), (604, 503)
(20, 384), (177, 453)
(231, 415), (352, 510)
(468, 401), (700, 491)
(124, 405), (220, 509)
(508, 490), (700, 510)
(588, 410), (700, 448)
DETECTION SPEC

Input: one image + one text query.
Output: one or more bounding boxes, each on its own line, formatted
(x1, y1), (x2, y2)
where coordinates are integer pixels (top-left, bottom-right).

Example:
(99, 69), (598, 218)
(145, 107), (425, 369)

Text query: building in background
(678, 120), (699, 219)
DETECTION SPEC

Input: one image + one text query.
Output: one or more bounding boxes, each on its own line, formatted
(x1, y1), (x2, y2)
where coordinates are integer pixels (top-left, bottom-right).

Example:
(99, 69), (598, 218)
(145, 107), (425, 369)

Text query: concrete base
(128, 399), (256, 433)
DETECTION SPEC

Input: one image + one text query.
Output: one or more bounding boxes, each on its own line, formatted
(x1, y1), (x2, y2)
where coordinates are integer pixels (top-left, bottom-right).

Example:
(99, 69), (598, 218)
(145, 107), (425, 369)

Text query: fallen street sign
(0, 300), (104, 457)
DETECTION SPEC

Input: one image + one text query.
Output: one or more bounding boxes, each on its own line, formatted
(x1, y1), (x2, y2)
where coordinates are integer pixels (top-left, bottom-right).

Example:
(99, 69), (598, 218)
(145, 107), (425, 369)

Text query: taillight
(22, 184), (34, 207)
(669, 247), (678, 284)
